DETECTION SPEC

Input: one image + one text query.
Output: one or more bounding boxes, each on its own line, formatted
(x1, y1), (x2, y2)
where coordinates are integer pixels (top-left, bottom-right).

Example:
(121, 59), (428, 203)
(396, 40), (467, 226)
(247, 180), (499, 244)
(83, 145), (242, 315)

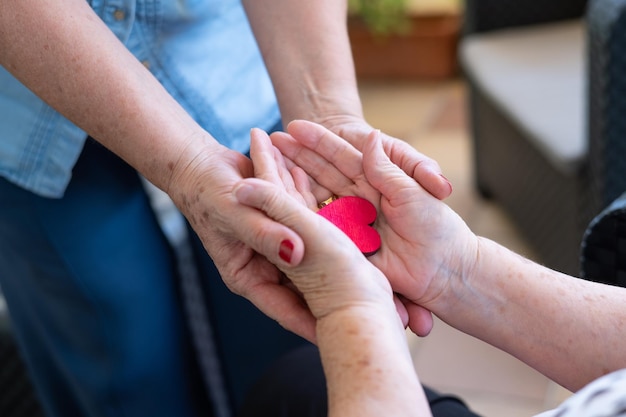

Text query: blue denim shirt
(0, 0), (279, 198)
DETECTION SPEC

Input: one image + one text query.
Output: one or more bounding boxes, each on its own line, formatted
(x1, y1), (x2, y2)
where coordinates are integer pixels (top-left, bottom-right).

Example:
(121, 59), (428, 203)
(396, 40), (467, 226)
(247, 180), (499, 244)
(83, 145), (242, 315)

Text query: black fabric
(424, 387), (482, 417)
(0, 317), (44, 417)
(238, 344), (482, 417)
(237, 344), (327, 417)
(464, 0), (587, 34)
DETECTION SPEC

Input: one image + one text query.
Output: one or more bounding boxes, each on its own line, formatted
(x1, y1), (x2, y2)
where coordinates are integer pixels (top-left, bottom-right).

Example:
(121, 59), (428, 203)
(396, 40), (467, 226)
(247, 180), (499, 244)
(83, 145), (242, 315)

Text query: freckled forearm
(434, 237), (626, 391)
(316, 305), (431, 417)
(242, 0), (362, 125)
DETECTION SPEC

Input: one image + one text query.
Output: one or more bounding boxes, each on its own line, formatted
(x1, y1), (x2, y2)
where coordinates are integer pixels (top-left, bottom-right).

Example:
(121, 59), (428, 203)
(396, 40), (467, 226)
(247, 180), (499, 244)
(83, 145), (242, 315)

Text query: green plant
(348, 0), (411, 36)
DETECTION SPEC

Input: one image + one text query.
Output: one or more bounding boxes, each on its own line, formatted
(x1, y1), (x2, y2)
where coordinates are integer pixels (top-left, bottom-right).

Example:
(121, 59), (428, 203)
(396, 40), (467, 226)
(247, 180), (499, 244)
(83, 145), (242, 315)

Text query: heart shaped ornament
(317, 196), (381, 256)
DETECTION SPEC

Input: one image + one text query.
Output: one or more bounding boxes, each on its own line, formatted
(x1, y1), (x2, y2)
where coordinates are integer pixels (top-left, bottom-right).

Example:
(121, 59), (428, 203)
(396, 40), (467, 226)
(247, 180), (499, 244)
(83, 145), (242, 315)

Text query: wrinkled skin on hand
(233, 176), (397, 325)
(315, 116), (452, 201)
(166, 141), (322, 341)
(234, 128), (410, 342)
(270, 120), (476, 336)
(165, 119), (455, 341)
(359, 131), (479, 335)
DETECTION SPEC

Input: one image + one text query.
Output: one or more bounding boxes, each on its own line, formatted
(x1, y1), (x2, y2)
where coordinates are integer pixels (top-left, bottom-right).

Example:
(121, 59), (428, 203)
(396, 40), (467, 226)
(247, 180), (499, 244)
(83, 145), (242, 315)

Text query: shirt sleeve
(534, 369), (626, 417)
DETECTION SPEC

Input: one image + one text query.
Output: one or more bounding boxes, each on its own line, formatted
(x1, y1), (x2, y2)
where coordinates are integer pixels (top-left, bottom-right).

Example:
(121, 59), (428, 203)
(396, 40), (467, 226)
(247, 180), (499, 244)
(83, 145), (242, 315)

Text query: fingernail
(279, 240), (294, 264)
(232, 182), (251, 201)
(440, 174), (453, 193)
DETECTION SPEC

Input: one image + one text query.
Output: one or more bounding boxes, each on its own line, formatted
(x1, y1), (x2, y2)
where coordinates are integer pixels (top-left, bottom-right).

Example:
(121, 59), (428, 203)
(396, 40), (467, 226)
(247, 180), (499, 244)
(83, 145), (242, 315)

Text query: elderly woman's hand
(233, 128), (405, 342)
(270, 120), (479, 336)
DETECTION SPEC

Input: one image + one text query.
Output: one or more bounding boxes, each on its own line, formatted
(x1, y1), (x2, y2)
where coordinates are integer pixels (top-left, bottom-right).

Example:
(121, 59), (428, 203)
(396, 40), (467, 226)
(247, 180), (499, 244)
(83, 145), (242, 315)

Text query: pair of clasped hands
(232, 120), (476, 343)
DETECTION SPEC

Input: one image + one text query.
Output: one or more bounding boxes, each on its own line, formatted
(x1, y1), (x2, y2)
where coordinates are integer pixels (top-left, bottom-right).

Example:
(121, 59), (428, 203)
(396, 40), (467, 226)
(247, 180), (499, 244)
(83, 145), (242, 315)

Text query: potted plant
(348, 0), (412, 36)
(348, 0), (462, 79)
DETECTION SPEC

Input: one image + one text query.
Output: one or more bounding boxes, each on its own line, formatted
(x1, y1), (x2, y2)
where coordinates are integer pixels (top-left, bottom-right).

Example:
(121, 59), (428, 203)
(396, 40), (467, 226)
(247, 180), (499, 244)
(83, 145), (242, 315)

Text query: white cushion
(460, 20), (586, 175)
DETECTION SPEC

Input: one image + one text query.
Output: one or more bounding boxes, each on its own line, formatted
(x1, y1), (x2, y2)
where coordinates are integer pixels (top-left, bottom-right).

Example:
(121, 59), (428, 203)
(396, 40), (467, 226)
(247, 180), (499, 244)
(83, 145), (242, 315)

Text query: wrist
(316, 302), (411, 380)
(282, 91), (364, 129)
(433, 236), (523, 337)
(301, 260), (398, 321)
(423, 232), (482, 316)
(316, 303), (427, 416)
(164, 135), (233, 205)
(317, 301), (399, 331)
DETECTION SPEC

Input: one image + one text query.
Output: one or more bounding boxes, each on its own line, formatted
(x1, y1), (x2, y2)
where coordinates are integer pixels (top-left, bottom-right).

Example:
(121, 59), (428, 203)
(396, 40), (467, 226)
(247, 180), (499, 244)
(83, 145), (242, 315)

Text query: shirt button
(141, 60), (151, 70)
(113, 9), (126, 21)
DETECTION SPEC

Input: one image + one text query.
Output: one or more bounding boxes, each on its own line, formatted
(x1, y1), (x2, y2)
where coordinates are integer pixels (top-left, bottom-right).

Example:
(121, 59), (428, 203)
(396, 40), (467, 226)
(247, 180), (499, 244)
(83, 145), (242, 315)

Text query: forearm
(242, 0), (363, 125)
(317, 304), (431, 417)
(437, 237), (626, 391)
(0, 0), (217, 192)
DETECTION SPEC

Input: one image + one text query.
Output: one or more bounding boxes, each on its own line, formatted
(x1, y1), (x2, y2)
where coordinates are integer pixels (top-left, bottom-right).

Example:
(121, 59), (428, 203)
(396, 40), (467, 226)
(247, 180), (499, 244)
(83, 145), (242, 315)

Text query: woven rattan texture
(581, 193), (626, 286)
(588, 0), (626, 220)
(464, 0), (587, 34)
(470, 85), (587, 276)
(465, 0), (626, 277)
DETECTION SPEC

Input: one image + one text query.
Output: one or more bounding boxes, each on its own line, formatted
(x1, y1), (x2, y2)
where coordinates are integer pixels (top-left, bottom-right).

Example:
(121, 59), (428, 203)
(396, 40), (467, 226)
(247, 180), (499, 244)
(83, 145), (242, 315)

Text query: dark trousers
(0, 139), (312, 417)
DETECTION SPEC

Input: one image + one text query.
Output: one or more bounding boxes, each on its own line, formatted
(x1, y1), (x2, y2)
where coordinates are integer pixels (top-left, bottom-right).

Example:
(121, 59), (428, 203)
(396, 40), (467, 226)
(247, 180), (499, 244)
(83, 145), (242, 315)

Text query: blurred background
(350, 0), (590, 415)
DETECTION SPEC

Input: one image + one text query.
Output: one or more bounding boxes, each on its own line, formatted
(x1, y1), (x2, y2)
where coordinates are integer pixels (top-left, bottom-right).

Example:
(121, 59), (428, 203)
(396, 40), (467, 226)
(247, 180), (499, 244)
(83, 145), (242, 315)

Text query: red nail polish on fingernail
(279, 240), (294, 263)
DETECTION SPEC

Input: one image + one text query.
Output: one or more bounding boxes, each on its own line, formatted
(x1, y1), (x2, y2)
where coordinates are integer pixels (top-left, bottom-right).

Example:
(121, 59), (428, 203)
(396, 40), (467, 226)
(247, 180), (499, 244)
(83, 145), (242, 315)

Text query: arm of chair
(580, 191), (626, 286)
(464, 0), (588, 34)
(587, 0), (626, 218)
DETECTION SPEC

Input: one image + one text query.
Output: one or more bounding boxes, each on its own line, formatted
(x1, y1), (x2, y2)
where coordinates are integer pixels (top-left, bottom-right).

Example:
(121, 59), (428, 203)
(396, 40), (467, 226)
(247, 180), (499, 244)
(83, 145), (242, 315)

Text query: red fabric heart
(317, 196), (381, 256)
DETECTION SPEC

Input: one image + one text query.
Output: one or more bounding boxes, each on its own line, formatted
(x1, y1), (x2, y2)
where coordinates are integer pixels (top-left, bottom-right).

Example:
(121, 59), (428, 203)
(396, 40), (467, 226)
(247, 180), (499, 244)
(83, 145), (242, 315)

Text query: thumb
(362, 130), (423, 200)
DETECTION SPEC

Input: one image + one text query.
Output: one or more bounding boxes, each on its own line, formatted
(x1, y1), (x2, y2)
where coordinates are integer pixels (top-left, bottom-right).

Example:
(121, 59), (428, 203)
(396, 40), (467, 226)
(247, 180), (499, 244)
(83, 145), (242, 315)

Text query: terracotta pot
(348, 13), (461, 79)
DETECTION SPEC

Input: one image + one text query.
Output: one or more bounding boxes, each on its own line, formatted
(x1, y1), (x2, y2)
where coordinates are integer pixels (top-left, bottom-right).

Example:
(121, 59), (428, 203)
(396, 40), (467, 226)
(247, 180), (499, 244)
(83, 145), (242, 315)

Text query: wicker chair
(461, 0), (626, 276)
(581, 191), (626, 286)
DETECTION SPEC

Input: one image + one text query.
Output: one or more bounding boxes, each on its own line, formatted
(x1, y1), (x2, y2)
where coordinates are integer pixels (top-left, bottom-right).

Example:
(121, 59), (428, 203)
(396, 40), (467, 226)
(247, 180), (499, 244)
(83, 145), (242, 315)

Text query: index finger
(271, 120), (377, 200)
